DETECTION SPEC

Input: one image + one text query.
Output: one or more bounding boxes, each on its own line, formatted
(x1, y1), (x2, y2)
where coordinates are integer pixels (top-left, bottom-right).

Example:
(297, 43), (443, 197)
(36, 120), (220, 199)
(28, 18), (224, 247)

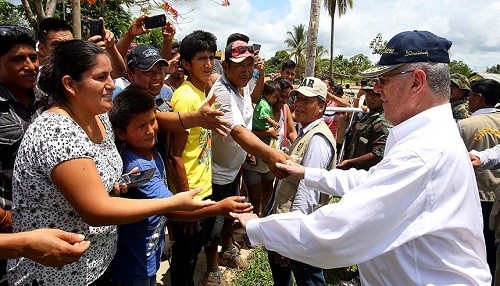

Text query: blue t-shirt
(106, 147), (173, 281)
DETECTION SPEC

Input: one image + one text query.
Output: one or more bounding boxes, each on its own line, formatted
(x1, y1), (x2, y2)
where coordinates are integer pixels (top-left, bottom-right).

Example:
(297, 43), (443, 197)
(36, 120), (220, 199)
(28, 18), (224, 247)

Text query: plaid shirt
(0, 83), (45, 209)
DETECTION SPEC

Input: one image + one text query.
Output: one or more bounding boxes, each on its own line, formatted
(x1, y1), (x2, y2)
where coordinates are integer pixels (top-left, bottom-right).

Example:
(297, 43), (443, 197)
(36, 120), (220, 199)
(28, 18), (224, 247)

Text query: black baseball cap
(360, 30), (452, 77)
(127, 44), (168, 71)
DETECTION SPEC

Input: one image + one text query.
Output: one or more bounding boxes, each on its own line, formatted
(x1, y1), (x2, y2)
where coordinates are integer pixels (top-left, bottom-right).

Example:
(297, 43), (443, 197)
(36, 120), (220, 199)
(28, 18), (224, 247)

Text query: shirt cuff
(470, 149), (487, 169)
(246, 218), (263, 246)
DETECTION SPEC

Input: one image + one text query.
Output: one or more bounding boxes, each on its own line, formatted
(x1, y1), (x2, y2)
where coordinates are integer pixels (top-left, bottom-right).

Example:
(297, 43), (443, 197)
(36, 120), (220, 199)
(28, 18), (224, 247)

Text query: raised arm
(116, 15), (149, 59)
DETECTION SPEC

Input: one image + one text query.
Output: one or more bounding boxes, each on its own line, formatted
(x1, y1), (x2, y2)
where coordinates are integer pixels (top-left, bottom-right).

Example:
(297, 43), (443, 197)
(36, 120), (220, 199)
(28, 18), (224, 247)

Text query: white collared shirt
(247, 104), (491, 285)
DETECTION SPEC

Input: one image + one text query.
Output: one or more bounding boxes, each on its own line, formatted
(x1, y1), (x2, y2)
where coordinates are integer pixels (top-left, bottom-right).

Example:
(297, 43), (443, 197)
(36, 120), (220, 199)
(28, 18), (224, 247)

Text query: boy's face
(182, 50), (214, 85)
(265, 90), (280, 105)
(117, 109), (158, 152)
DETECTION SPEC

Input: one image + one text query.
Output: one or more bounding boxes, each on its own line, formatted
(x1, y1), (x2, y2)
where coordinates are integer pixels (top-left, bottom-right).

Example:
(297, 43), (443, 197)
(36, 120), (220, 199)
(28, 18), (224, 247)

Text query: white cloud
(144, 0), (499, 72)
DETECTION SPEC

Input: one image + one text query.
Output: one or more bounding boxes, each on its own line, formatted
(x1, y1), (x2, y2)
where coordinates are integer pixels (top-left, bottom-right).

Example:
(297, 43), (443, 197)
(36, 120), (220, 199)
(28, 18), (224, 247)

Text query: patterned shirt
(8, 112), (122, 285)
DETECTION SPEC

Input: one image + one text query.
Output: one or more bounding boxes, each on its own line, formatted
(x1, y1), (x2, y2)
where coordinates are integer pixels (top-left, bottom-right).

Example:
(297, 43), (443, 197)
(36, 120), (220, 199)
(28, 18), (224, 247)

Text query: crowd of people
(1, 14), (499, 286)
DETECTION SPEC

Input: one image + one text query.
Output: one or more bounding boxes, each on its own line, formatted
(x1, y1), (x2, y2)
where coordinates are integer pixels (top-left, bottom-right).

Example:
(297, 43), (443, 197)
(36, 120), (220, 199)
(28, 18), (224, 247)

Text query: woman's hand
(22, 229), (90, 267)
(170, 189), (216, 211)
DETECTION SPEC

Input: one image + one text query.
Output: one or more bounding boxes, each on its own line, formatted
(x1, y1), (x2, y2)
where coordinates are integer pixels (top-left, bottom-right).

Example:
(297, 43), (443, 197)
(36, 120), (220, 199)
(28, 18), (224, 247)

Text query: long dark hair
(38, 39), (105, 104)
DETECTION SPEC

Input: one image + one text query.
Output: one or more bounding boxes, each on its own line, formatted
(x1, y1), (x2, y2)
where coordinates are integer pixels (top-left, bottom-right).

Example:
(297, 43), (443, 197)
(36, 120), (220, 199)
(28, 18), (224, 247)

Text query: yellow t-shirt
(171, 81), (212, 199)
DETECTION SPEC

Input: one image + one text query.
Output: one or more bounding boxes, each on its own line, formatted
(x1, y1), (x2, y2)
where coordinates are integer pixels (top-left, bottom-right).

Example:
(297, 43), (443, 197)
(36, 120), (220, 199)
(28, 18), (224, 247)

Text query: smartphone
(89, 18), (105, 39)
(144, 14), (167, 29)
(252, 44), (261, 55)
(117, 168), (156, 188)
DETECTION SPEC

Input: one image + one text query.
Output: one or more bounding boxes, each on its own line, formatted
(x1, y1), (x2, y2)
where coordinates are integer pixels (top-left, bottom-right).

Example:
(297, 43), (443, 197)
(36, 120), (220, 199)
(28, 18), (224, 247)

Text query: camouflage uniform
(344, 109), (392, 162)
(450, 73), (471, 121)
(451, 100), (470, 121)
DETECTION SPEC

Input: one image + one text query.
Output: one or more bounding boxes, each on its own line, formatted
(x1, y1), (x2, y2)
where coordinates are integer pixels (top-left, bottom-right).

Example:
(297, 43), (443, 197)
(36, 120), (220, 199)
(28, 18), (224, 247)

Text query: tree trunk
(328, 5), (336, 79)
(72, 0), (82, 39)
(305, 0), (321, 77)
(20, 0), (61, 32)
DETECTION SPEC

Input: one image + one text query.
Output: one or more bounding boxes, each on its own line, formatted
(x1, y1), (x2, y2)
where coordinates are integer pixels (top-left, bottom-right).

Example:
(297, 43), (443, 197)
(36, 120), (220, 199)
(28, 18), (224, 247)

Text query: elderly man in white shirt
(232, 30), (492, 285)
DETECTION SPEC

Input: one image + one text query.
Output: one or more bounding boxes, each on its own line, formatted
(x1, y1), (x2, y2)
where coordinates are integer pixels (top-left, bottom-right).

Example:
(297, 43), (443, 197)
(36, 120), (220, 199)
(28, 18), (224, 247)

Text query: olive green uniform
(451, 100), (470, 121)
(344, 109), (392, 163)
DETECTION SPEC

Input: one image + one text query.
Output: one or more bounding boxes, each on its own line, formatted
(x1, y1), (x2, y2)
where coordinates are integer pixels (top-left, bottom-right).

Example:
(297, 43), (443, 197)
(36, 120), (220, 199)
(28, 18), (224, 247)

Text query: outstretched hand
(199, 94), (231, 136)
(23, 229), (90, 267)
(275, 159), (305, 180)
(170, 189), (216, 212)
(218, 196), (253, 218)
(264, 150), (290, 179)
(230, 212), (259, 229)
(470, 153), (481, 169)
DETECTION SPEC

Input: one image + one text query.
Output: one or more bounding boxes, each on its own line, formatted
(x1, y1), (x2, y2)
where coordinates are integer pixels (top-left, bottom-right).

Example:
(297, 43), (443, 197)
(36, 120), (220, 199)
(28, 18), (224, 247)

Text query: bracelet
(0, 209), (8, 224)
(178, 112), (187, 130)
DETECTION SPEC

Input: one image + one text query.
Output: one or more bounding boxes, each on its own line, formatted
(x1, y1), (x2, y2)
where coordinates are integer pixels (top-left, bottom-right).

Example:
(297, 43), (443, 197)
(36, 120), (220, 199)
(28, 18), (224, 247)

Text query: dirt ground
(156, 224), (252, 286)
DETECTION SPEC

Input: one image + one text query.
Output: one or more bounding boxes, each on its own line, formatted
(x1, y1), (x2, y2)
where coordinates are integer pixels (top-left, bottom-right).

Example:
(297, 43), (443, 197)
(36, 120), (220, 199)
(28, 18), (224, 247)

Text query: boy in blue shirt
(105, 88), (252, 286)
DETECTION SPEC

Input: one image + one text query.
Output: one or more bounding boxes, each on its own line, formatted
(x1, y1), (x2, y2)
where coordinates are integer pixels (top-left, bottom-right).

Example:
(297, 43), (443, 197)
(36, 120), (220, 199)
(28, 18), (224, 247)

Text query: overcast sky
(142, 0), (500, 72)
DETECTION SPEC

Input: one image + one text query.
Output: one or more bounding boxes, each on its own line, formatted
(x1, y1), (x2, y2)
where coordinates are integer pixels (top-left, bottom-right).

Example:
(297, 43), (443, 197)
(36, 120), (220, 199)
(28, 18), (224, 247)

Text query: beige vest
(458, 112), (500, 201)
(273, 121), (336, 214)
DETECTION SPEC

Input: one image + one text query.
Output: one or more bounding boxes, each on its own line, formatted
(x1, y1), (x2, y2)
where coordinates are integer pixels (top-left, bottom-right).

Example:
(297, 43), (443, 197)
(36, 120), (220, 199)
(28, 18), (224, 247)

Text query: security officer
(450, 73), (471, 121)
(338, 79), (392, 170)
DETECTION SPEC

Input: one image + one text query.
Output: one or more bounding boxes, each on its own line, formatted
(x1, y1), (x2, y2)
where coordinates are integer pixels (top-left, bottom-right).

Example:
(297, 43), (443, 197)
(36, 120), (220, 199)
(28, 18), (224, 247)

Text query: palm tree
(284, 24), (307, 72)
(304, 0), (321, 77)
(314, 45), (329, 75)
(323, 0), (354, 78)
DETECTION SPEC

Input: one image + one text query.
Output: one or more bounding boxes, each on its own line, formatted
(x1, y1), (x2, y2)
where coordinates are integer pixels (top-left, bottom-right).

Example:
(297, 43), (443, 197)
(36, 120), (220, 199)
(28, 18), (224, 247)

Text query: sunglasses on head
(232, 45), (254, 53)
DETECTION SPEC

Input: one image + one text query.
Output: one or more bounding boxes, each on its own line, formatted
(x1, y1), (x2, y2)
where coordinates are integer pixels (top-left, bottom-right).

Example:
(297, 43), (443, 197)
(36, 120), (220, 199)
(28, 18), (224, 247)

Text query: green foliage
(486, 64), (500, 74)
(284, 23), (307, 74)
(136, 28), (165, 47)
(449, 60), (473, 77)
(369, 33), (387, 55)
(265, 50), (289, 75)
(323, 0), (354, 17)
(233, 247), (274, 286)
(54, 0), (133, 39)
(0, 0), (28, 26)
(233, 246), (359, 286)
(325, 54), (373, 83)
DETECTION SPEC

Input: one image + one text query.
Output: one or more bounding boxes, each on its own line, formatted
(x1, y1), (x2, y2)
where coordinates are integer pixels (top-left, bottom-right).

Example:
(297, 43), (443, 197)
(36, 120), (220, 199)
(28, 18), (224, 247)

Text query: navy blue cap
(127, 44), (168, 71)
(360, 30), (452, 77)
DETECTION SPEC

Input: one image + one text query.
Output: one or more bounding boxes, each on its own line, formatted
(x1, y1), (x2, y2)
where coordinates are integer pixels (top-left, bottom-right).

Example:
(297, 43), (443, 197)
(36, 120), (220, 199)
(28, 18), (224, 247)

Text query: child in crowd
(105, 88), (252, 286)
(247, 81), (281, 164)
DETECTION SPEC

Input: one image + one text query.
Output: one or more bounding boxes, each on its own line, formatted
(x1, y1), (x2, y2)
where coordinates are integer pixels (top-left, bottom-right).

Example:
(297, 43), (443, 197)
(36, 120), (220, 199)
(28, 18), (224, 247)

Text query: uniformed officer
(450, 73), (471, 121)
(338, 79), (392, 170)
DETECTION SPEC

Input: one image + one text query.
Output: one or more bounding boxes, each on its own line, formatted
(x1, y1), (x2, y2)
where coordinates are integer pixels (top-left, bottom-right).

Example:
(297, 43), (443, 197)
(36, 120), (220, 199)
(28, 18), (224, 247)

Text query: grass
(232, 247), (358, 286)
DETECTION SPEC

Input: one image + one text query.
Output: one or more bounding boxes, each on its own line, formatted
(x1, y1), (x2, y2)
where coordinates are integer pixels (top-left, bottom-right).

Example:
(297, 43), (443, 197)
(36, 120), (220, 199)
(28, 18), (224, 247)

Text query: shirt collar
(299, 118), (324, 136)
(0, 82), (15, 102)
(388, 104), (452, 148)
(471, 107), (497, 116)
(220, 74), (243, 98)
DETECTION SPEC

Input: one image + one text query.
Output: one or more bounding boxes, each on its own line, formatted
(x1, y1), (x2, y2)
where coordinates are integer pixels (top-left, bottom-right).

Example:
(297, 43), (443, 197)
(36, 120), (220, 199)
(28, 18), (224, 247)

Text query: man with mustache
(0, 25), (44, 286)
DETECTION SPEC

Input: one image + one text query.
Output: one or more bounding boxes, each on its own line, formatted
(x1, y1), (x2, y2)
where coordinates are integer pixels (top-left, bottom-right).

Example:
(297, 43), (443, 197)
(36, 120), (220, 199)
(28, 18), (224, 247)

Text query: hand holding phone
(89, 18), (105, 39)
(144, 14), (167, 29)
(116, 168), (156, 188)
(252, 44), (261, 55)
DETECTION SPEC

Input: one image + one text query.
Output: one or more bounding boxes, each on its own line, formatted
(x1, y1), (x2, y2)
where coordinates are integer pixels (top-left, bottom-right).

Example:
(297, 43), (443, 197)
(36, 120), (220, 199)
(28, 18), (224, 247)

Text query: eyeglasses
(377, 69), (415, 85)
(232, 45), (254, 54)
